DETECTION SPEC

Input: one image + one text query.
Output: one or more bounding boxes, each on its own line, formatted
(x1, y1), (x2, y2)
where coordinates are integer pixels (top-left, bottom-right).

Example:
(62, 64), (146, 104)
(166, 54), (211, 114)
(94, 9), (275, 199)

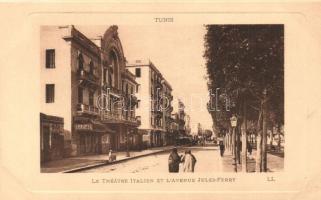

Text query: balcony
(78, 69), (99, 88)
(125, 94), (138, 108)
(167, 105), (173, 113)
(155, 82), (163, 89)
(125, 116), (141, 126)
(76, 103), (100, 116)
(136, 116), (141, 125)
(102, 110), (121, 122)
(102, 85), (123, 98)
(101, 111), (141, 126)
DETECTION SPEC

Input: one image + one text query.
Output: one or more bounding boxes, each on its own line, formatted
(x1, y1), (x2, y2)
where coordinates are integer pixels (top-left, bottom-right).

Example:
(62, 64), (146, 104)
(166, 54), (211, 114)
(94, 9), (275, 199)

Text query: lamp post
(230, 115), (238, 172)
(126, 129), (130, 157)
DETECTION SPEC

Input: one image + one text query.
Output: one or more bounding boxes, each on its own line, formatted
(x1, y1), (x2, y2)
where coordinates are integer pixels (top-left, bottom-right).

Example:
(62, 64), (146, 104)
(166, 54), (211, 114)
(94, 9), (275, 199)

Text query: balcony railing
(102, 110), (121, 121)
(76, 103), (99, 115)
(155, 82), (163, 89)
(102, 85), (124, 99)
(167, 106), (174, 113)
(102, 110), (141, 126)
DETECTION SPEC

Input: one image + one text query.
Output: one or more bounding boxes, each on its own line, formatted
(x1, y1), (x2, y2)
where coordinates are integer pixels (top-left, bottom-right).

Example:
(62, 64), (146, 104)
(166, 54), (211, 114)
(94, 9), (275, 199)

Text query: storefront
(40, 113), (64, 163)
(74, 117), (114, 155)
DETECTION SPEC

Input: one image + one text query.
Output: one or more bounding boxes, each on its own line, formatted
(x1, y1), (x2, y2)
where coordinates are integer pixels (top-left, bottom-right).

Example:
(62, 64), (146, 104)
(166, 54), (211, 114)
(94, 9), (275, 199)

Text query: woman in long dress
(181, 150), (197, 172)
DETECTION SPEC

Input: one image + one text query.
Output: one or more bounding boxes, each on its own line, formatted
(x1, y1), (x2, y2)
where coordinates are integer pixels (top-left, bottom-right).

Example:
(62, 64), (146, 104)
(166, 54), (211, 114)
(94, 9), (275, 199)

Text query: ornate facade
(40, 25), (140, 159)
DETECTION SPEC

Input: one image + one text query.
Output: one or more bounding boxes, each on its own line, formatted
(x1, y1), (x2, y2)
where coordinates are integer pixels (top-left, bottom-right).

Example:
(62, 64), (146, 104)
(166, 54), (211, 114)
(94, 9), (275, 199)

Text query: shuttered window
(45, 49), (55, 68)
(46, 84), (55, 103)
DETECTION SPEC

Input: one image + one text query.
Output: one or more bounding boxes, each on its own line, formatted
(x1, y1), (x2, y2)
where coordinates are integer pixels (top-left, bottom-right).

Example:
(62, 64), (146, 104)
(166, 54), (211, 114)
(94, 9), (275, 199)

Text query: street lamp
(230, 114), (238, 172)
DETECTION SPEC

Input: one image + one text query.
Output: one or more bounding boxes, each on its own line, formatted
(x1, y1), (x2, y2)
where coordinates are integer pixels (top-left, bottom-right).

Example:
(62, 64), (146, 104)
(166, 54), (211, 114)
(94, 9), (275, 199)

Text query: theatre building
(40, 25), (140, 158)
(98, 26), (141, 151)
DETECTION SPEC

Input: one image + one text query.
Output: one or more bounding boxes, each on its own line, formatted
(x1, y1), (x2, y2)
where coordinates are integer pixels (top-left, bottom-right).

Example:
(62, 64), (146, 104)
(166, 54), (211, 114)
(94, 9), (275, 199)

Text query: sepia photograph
(40, 24), (284, 173)
(1, 2), (321, 200)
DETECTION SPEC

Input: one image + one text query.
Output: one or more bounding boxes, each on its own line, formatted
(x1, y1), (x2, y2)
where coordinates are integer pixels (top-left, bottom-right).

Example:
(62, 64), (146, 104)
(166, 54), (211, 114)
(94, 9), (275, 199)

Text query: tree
(204, 25), (284, 172)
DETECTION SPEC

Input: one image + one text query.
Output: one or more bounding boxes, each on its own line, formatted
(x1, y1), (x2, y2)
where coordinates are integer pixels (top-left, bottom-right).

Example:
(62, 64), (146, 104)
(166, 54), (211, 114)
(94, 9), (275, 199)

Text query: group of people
(168, 148), (197, 173)
(218, 140), (253, 157)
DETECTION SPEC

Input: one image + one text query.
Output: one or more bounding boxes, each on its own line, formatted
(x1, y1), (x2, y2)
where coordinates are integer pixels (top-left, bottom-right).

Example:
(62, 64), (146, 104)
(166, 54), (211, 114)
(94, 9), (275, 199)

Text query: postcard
(0, 2), (320, 200)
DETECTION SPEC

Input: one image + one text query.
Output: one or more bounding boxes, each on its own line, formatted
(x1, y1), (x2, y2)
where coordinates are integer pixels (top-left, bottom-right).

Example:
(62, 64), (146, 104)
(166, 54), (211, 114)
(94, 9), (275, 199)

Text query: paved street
(41, 144), (284, 173)
(81, 146), (223, 173)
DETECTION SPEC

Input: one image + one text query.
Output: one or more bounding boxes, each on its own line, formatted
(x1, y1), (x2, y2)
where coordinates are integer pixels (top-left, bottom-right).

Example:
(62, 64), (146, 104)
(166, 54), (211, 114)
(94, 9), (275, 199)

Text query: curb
(63, 148), (174, 173)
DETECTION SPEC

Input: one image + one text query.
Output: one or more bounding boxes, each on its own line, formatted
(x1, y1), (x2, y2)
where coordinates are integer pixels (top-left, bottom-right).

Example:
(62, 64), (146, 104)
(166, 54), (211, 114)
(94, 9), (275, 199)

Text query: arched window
(78, 54), (84, 71)
(109, 50), (119, 88)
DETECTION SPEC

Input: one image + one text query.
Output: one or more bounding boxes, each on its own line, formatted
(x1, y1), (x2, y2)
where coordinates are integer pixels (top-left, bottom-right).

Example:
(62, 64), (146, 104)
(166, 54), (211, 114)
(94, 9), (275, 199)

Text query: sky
(77, 25), (213, 133)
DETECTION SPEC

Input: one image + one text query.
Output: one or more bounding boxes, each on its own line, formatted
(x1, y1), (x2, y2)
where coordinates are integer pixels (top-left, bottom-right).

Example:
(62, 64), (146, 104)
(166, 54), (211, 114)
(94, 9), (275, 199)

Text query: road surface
(80, 146), (223, 173)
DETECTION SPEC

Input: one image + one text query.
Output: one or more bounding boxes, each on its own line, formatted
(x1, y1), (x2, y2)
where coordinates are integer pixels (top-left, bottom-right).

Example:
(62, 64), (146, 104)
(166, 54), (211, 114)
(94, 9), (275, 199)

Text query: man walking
(219, 141), (225, 157)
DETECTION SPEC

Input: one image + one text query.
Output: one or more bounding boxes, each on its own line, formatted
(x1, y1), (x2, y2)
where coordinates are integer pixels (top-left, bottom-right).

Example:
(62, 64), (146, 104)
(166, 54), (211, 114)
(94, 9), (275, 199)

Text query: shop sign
(75, 123), (93, 131)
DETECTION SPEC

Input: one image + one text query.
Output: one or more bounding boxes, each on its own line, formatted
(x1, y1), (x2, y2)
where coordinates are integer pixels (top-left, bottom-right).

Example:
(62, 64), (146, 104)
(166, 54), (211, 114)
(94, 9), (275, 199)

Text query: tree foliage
(204, 25), (284, 132)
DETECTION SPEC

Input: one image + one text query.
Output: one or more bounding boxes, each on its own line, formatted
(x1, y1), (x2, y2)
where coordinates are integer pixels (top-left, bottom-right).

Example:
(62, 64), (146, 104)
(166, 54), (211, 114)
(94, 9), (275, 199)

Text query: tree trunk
(270, 127), (274, 150)
(255, 132), (262, 172)
(231, 127), (235, 156)
(255, 107), (263, 173)
(229, 127), (232, 152)
(241, 100), (247, 172)
(224, 133), (227, 150)
(261, 91), (268, 172)
(227, 133), (229, 151)
(277, 125), (281, 152)
(237, 129), (241, 164)
(233, 127), (237, 172)
(226, 132), (231, 151)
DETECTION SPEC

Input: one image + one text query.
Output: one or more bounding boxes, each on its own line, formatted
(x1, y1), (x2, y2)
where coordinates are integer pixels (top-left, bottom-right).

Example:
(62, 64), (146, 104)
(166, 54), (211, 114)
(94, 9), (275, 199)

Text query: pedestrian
(181, 149), (197, 172)
(219, 141), (225, 157)
(168, 148), (181, 173)
(108, 149), (116, 162)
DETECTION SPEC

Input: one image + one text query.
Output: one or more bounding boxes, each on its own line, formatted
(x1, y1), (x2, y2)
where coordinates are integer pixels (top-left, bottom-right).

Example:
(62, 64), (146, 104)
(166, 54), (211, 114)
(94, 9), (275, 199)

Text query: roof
(126, 59), (172, 90)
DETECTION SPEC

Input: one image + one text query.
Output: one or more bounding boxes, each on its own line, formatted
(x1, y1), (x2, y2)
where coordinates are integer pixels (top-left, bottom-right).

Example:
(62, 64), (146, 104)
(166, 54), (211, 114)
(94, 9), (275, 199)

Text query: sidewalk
(41, 146), (175, 173)
(221, 149), (284, 172)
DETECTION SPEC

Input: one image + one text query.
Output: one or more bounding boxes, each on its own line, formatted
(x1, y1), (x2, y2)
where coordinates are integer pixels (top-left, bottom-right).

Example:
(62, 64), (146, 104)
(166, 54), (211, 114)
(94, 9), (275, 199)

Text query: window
(45, 49), (55, 68)
(103, 95), (107, 108)
(135, 68), (141, 77)
(125, 84), (129, 95)
(78, 54), (84, 71)
(130, 86), (133, 95)
(136, 84), (140, 93)
(103, 68), (107, 83)
(45, 84), (55, 103)
(108, 72), (113, 87)
(89, 91), (94, 106)
(89, 61), (94, 75)
(136, 100), (141, 108)
(78, 87), (83, 104)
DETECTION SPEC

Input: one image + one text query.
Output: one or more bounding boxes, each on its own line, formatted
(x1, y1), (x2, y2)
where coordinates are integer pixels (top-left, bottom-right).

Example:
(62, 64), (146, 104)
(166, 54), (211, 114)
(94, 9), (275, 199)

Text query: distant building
(127, 60), (174, 147)
(40, 25), (140, 159)
(184, 114), (191, 135)
(177, 99), (186, 135)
